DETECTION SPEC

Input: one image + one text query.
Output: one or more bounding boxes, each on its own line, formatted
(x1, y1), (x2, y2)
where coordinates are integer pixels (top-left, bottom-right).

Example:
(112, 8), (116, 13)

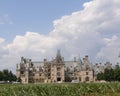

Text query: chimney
(21, 56), (24, 61)
(83, 58), (86, 62)
(85, 55), (89, 60)
(44, 58), (47, 62)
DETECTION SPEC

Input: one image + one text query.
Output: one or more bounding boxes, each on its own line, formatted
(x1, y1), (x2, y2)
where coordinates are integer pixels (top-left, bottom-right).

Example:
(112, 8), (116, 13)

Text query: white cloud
(0, 38), (5, 43)
(0, 0), (120, 72)
(96, 35), (120, 64)
(0, 38), (9, 59)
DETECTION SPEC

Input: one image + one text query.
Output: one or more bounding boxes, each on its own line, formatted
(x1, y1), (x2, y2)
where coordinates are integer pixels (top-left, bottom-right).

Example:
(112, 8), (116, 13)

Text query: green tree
(104, 68), (114, 81)
(109, 69), (114, 81)
(3, 69), (9, 81)
(97, 72), (104, 80)
(0, 71), (4, 81)
(0, 69), (17, 82)
(114, 66), (120, 81)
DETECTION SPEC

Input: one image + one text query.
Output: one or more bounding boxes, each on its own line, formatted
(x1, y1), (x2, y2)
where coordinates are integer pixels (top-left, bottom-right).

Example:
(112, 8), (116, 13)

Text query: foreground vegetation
(0, 83), (120, 96)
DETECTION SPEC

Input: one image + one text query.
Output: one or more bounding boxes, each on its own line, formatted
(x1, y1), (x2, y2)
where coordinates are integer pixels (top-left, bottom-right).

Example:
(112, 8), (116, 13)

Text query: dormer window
(20, 71), (24, 74)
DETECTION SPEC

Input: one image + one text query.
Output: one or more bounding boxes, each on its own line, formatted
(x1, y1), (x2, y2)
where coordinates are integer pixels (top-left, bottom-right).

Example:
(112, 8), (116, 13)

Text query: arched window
(79, 77), (81, 81)
(85, 77), (89, 81)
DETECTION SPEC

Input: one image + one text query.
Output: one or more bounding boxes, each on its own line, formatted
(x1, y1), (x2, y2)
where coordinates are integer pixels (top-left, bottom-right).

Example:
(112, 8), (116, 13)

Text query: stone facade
(16, 50), (111, 83)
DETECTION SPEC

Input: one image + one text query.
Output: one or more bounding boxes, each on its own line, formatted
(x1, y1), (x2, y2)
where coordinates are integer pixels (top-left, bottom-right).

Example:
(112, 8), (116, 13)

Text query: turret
(83, 55), (92, 70)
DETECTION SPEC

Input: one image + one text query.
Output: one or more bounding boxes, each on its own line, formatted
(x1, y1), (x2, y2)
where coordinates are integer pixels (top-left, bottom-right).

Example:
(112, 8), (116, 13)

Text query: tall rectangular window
(86, 72), (89, 75)
(57, 67), (61, 71)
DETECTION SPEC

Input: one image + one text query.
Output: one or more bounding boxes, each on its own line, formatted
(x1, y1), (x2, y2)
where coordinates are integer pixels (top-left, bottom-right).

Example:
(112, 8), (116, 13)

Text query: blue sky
(0, 0), (120, 72)
(0, 0), (90, 41)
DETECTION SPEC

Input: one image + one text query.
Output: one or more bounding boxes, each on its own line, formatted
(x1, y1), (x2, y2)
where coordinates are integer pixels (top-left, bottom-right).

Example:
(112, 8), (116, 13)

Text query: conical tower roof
(55, 49), (63, 63)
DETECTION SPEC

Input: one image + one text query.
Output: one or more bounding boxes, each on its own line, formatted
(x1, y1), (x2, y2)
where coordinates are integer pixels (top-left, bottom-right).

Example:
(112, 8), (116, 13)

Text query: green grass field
(0, 83), (120, 96)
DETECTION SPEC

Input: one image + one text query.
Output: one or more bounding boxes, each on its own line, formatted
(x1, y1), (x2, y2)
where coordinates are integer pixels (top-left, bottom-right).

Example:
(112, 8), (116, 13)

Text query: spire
(56, 49), (62, 63)
(78, 55), (83, 65)
(56, 49), (61, 57)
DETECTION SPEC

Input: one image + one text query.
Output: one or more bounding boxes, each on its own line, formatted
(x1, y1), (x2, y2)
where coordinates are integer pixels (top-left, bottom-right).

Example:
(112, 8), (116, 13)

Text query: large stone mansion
(16, 50), (112, 83)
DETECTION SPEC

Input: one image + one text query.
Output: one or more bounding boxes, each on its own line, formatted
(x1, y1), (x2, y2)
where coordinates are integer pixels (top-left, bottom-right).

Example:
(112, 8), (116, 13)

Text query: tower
(81, 55), (94, 82)
(16, 57), (29, 83)
(51, 50), (65, 82)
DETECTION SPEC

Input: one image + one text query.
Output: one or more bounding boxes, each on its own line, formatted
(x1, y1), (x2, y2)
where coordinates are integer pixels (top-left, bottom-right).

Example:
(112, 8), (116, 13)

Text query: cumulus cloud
(0, 0), (120, 71)
(96, 35), (120, 64)
(0, 38), (8, 58)
(0, 38), (4, 43)
(7, 32), (61, 59)
(0, 38), (9, 71)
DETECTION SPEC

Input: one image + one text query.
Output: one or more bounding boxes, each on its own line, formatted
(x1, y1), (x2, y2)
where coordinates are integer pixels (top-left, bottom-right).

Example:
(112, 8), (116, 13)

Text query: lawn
(0, 82), (120, 96)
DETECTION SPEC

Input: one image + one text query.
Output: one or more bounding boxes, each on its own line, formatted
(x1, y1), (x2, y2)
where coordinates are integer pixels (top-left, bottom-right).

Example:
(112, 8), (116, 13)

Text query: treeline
(97, 65), (120, 81)
(0, 69), (20, 82)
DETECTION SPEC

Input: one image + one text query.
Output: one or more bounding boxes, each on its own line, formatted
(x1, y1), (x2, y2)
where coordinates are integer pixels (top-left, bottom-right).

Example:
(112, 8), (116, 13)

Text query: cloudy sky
(0, 0), (120, 72)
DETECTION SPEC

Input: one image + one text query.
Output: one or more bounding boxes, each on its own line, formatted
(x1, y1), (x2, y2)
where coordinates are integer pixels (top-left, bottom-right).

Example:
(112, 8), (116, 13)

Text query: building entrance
(57, 77), (61, 81)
